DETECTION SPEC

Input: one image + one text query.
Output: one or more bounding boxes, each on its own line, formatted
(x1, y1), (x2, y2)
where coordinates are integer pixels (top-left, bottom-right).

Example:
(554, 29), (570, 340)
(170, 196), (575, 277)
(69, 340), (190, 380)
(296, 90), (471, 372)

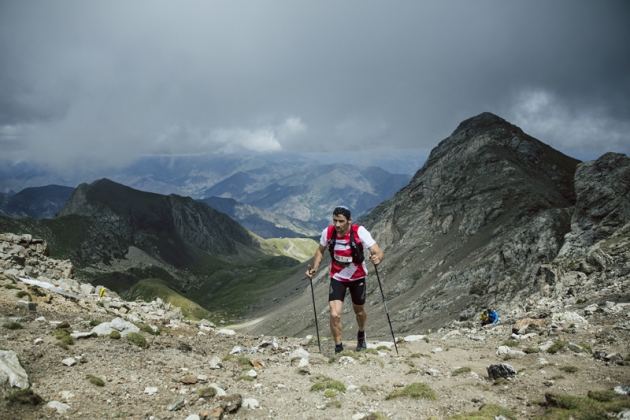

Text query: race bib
(334, 255), (353, 264)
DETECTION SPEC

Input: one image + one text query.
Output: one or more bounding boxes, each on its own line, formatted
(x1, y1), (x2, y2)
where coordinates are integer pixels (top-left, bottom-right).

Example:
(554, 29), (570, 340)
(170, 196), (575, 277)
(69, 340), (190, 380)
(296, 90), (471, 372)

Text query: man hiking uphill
(305, 206), (384, 353)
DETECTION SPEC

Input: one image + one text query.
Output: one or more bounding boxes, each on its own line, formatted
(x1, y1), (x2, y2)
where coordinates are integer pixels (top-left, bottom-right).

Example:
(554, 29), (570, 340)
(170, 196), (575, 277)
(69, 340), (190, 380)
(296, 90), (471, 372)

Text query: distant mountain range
(0, 178), (306, 316)
(0, 185), (74, 219)
(198, 196), (319, 239)
(0, 156), (411, 230)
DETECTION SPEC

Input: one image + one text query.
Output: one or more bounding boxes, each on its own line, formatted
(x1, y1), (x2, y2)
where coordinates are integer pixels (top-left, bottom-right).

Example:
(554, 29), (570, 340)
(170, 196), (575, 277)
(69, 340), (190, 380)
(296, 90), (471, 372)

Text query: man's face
(333, 214), (351, 236)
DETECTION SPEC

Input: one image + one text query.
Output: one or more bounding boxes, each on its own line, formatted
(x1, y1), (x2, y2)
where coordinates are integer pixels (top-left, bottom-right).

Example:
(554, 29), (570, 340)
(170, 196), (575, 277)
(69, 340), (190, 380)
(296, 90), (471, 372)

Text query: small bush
(125, 332), (147, 348)
(3, 322), (23, 330)
(310, 377), (346, 392)
(386, 383), (436, 400)
(587, 390), (617, 403)
(141, 325), (161, 336)
(547, 341), (568, 354)
(450, 403), (517, 419)
(86, 374), (105, 387)
(524, 347), (540, 354)
(324, 389), (337, 398)
(559, 366), (579, 373)
(52, 328), (71, 339)
(542, 392), (630, 419)
(89, 320), (101, 327)
(199, 387), (217, 398)
(6, 389), (44, 406)
(15, 291), (32, 301)
(60, 335), (74, 346)
(503, 340), (519, 347)
(576, 298), (587, 304)
(359, 385), (377, 394)
(451, 367), (471, 377)
(28, 286), (46, 297)
(110, 330), (121, 339)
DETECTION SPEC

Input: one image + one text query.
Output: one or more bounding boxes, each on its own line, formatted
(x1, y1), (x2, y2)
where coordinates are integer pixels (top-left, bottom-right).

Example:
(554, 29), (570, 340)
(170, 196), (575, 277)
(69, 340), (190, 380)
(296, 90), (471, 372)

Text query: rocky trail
(1, 271), (630, 420)
(1, 232), (630, 420)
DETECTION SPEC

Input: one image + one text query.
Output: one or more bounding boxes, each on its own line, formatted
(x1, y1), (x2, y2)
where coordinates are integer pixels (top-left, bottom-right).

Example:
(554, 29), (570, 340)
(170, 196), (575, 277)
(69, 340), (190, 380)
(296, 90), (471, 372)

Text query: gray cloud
(0, 0), (628, 171)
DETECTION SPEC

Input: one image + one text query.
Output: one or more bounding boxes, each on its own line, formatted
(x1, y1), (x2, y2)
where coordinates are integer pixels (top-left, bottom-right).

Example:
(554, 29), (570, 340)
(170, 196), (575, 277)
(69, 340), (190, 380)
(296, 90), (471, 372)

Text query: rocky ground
(1, 272), (630, 420)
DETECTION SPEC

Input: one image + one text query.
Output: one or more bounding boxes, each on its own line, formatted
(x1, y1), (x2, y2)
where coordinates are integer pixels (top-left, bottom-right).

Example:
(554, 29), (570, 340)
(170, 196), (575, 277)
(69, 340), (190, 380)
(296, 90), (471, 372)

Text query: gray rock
(0, 350), (30, 389)
(91, 317), (140, 337)
(62, 357), (77, 367)
(47, 401), (70, 414)
(15, 300), (37, 311)
(614, 386), (630, 395)
(167, 396), (185, 411)
(486, 363), (516, 380)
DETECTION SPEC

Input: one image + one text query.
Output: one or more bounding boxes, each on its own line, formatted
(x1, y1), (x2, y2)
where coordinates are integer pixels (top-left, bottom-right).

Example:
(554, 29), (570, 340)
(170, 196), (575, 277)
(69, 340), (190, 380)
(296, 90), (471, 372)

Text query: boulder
(487, 363), (516, 380)
(0, 350), (30, 389)
(91, 317), (140, 337)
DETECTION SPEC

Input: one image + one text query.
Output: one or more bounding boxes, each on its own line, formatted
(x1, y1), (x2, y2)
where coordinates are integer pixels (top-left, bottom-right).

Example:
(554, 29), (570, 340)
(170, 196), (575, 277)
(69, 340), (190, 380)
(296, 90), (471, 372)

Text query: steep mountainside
(0, 185), (74, 219)
(199, 196), (319, 239)
(232, 113), (629, 339)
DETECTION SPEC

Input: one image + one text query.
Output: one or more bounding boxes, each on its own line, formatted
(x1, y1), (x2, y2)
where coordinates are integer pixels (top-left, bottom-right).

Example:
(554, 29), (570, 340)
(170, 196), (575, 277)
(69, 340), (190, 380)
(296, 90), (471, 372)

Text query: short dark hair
(333, 206), (351, 219)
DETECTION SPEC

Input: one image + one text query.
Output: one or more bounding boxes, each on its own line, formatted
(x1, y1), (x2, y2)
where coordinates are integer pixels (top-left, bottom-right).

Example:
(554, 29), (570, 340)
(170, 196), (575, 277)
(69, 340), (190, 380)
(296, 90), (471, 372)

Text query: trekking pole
(306, 270), (322, 354)
(373, 265), (399, 355)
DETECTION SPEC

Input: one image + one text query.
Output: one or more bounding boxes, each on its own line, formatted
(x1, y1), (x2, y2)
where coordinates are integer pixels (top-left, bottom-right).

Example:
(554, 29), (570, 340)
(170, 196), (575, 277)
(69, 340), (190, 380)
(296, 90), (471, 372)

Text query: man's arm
(368, 243), (384, 266)
(306, 244), (327, 279)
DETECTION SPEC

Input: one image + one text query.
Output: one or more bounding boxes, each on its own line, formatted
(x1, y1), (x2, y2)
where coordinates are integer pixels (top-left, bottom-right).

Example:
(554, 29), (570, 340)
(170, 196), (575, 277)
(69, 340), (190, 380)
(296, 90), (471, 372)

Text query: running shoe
(335, 343), (344, 354)
(356, 331), (367, 352)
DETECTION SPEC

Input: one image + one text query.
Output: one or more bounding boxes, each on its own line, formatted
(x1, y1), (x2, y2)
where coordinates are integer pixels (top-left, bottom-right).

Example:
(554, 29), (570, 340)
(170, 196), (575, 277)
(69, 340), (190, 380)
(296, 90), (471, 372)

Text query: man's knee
(352, 304), (366, 316)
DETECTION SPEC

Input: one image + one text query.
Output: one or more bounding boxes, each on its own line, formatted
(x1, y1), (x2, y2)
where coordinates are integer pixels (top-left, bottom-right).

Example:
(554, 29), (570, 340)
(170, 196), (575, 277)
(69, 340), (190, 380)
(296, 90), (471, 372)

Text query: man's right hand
(306, 264), (316, 279)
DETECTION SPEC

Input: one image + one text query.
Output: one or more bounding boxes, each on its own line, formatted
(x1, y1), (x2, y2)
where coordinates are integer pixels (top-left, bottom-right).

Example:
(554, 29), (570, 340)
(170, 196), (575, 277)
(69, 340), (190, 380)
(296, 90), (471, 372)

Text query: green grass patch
(502, 340), (519, 347)
(493, 378), (510, 386)
(28, 286), (46, 297)
(4, 284), (19, 290)
(451, 367), (472, 377)
(89, 320), (101, 327)
(538, 392), (630, 419)
(310, 377), (346, 392)
(406, 369), (419, 375)
(547, 341), (568, 354)
(6, 389), (44, 406)
(198, 387), (217, 398)
(559, 366), (579, 373)
(110, 330), (121, 339)
(449, 403), (517, 419)
(86, 374), (105, 387)
(15, 291), (31, 300)
(524, 347), (540, 354)
(223, 355), (252, 368)
(324, 389), (337, 398)
(236, 375), (255, 381)
(359, 385), (378, 394)
(125, 332), (147, 348)
(3, 322), (23, 330)
(363, 348), (379, 355)
(385, 383), (436, 400)
(141, 325), (161, 336)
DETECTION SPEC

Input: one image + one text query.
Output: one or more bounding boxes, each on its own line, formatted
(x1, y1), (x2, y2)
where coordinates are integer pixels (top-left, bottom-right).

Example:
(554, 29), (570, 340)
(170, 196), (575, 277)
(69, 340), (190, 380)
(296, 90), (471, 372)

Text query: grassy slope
(124, 278), (213, 321)
(257, 237), (319, 262)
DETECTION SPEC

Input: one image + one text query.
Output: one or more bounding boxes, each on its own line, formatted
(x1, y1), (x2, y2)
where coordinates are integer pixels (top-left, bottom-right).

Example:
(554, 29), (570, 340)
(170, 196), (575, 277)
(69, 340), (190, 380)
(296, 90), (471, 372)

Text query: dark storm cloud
(0, 0), (628, 170)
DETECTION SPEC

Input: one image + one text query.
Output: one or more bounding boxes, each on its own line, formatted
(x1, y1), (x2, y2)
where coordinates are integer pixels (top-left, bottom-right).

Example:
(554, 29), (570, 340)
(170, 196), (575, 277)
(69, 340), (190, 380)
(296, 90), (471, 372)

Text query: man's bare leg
(353, 303), (367, 330)
(329, 300), (343, 344)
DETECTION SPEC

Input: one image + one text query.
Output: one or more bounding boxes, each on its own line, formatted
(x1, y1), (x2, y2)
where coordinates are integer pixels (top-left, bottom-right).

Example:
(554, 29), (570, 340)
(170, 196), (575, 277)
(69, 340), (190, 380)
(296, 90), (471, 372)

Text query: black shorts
(329, 278), (366, 306)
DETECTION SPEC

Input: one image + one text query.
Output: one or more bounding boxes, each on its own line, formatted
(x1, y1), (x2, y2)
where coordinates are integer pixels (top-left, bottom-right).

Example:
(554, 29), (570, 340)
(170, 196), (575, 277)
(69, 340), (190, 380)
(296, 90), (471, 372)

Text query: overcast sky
(1, 1), (629, 172)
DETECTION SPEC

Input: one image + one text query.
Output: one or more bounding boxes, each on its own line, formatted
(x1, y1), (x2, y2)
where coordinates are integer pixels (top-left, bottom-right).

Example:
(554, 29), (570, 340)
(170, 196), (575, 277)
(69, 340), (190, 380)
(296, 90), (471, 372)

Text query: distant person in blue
(480, 306), (498, 326)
